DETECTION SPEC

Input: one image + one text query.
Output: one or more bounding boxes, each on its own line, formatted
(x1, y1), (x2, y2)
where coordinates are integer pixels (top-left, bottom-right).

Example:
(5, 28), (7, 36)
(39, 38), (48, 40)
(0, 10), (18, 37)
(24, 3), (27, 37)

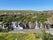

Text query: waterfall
(40, 23), (43, 28)
(12, 22), (17, 28)
(17, 24), (23, 30)
(12, 22), (23, 30)
(35, 21), (39, 29)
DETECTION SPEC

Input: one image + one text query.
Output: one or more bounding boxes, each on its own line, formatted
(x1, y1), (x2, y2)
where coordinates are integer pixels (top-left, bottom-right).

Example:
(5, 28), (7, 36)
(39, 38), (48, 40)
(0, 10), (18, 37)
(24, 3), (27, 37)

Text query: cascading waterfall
(12, 22), (17, 28)
(40, 23), (43, 28)
(35, 21), (39, 29)
(12, 22), (23, 30)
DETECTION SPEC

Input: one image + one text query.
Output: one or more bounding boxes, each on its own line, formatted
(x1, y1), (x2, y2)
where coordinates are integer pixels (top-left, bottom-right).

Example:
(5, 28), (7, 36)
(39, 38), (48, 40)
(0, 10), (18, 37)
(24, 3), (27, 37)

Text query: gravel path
(8, 28), (53, 35)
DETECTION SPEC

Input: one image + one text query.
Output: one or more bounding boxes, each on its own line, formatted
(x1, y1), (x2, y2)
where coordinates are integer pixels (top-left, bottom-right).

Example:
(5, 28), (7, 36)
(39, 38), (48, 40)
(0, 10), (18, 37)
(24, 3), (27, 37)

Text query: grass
(0, 30), (53, 40)
(0, 32), (38, 40)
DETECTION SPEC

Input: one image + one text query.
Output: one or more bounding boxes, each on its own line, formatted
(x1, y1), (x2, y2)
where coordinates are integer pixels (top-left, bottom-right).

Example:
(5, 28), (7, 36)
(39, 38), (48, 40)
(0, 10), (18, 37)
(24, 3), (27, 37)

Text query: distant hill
(0, 10), (53, 15)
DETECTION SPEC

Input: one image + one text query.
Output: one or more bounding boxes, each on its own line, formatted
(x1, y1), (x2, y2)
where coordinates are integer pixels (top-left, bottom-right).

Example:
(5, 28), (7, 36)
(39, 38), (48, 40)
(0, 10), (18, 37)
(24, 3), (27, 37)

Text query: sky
(0, 0), (53, 11)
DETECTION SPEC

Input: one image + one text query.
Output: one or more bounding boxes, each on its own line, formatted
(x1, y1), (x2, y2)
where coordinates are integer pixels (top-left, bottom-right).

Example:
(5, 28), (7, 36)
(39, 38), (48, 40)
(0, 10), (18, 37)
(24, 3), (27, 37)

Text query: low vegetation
(0, 30), (53, 40)
(0, 10), (51, 23)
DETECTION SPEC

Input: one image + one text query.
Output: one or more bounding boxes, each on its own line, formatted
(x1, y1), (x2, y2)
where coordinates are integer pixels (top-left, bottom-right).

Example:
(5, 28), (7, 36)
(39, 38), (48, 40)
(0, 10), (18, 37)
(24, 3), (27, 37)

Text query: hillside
(0, 10), (53, 24)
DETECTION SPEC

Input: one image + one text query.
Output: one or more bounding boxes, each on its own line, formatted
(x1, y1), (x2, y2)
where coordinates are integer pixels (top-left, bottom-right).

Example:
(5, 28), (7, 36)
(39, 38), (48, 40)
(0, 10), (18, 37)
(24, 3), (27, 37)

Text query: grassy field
(0, 32), (42, 40)
(0, 30), (53, 40)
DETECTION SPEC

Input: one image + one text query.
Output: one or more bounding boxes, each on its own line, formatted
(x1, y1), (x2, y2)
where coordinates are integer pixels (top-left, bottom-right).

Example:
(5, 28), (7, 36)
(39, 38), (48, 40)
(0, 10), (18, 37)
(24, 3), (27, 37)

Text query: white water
(12, 22), (23, 30)
(12, 22), (17, 28)
(40, 23), (43, 28)
(35, 21), (39, 29)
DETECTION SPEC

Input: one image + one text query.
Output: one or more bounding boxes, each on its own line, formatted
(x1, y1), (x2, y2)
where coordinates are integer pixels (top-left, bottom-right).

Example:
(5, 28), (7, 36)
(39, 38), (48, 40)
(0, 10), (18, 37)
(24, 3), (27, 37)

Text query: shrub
(0, 28), (8, 32)
(40, 30), (50, 40)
